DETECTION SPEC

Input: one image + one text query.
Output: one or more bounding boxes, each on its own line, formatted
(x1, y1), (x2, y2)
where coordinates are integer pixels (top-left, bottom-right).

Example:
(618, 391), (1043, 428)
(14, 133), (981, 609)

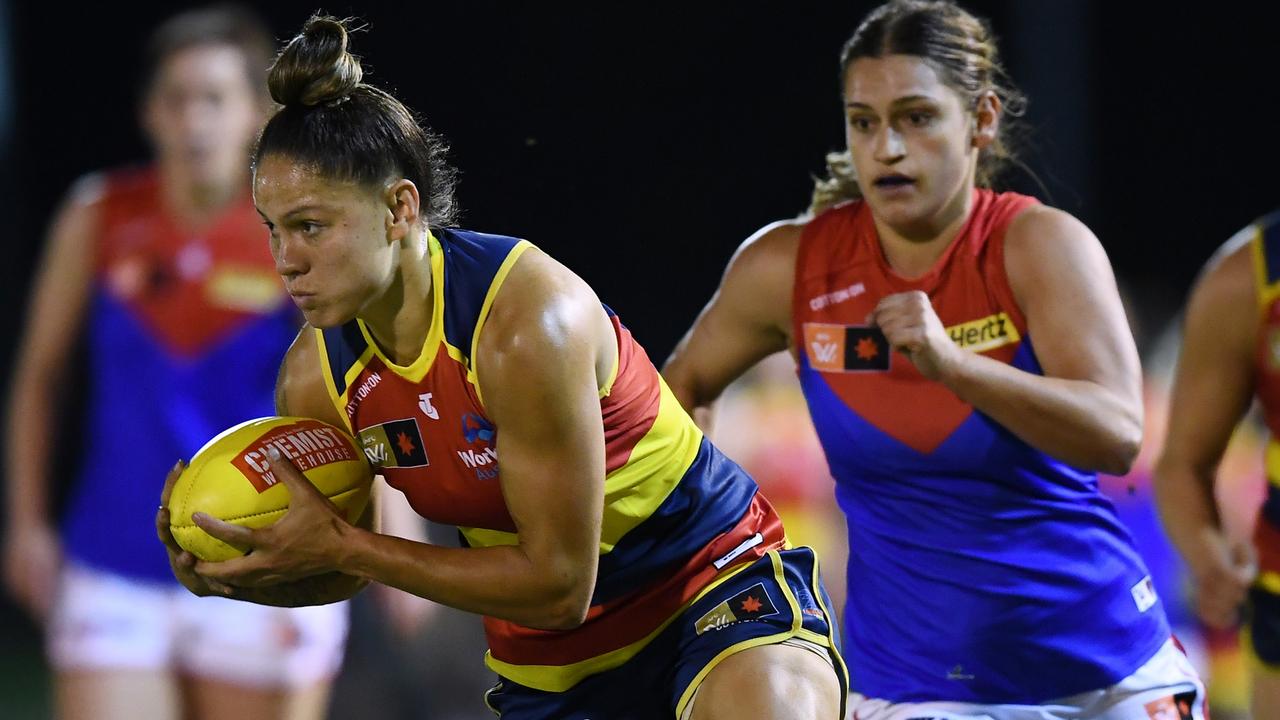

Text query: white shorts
(848, 638), (1204, 720)
(48, 562), (349, 689)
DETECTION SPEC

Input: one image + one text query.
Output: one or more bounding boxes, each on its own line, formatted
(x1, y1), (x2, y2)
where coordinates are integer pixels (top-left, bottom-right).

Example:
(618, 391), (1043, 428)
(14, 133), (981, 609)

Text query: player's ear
(384, 179), (421, 244)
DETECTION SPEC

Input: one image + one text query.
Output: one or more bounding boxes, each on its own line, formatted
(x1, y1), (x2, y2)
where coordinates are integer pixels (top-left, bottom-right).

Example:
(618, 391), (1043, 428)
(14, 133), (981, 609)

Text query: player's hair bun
(267, 14), (363, 107)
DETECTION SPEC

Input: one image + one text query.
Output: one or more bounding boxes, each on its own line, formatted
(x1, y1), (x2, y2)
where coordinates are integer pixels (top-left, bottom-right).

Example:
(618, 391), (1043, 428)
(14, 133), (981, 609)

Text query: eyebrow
(846, 95), (937, 109)
(255, 204), (327, 222)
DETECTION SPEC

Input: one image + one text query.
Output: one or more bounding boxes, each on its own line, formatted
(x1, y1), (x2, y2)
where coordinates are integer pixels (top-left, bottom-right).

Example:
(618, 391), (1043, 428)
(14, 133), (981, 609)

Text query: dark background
(2, 1), (1279, 714)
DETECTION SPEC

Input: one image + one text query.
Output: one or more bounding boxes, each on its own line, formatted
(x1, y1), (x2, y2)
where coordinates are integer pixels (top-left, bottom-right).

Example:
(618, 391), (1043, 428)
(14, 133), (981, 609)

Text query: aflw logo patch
(803, 323), (890, 373)
(945, 313), (1020, 353)
(359, 418), (429, 469)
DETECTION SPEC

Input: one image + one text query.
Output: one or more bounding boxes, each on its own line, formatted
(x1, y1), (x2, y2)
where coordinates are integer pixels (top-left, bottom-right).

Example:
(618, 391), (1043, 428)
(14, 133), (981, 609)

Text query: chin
(299, 305), (354, 330)
(871, 196), (948, 238)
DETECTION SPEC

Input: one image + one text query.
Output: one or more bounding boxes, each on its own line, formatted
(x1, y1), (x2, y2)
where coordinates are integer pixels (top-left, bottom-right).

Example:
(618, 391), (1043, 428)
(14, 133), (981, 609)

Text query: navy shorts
(483, 547), (848, 719)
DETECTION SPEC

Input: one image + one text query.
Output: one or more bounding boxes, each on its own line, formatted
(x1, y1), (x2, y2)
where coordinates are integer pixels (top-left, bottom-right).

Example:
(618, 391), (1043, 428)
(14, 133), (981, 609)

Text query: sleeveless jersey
(62, 167), (297, 583)
(1246, 211), (1280, 592)
(791, 189), (1169, 703)
(316, 228), (785, 692)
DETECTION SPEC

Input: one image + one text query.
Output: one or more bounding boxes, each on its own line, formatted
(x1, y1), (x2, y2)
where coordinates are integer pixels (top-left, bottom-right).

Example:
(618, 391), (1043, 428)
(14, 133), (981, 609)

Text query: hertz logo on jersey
(945, 312), (1021, 354)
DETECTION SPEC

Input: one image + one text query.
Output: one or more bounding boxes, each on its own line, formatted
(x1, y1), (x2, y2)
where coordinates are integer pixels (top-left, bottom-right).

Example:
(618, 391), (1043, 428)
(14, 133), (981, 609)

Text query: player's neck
(874, 185), (973, 279)
(158, 164), (246, 229)
(362, 230), (435, 367)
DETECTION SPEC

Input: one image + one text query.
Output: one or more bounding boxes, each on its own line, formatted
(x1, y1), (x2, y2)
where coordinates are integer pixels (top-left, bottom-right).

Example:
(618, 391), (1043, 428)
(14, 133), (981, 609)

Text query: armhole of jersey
(313, 326), (355, 435)
(598, 321), (621, 399)
(468, 239), (535, 408)
(791, 216), (823, 345)
(1250, 223), (1280, 319)
(76, 172), (110, 276)
(986, 199), (1041, 336)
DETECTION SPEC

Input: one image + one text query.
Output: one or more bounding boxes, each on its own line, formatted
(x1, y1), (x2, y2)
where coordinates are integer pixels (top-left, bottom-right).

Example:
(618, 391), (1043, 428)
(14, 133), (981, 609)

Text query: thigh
(56, 670), (178, 720)
(675, 547), (847, 719)
(178, 676), (286, 720)
(689, 643), (841, 720)
(173, 593), (348, 692)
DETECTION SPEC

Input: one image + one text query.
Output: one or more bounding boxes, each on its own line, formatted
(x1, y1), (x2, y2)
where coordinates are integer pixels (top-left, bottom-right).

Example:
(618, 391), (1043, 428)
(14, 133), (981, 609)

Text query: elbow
(539, 593), (591, 631)
(1096, 424), (1142, 477)
(525, 566), (594, 631)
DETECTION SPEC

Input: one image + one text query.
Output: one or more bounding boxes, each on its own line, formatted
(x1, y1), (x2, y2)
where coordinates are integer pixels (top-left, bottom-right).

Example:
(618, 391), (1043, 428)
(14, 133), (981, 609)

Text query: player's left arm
(956, 206), (1142, 472)
(872, 206), (1142, 473)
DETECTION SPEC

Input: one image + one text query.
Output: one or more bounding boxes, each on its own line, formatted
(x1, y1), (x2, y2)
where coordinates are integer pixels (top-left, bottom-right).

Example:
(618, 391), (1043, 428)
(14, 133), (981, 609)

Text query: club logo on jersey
(458, 413), (498, 480)
(1131, 575), (1158, 612)
(694, 582), (779, 635)
(944, 312), (1020, 354)
(803, 323), (890, 372)
(358, 418), (429, 469)
(418, 392), (439, 420)
(462, 413), (496, 444)
(233, 422), (357, 493)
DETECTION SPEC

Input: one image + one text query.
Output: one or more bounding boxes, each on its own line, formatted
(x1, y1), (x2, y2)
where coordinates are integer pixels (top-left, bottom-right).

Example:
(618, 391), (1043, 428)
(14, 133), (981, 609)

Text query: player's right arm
(662, 221), (802, 425)
(3, 179), (101, 621)
(1154, 232), (1258, 629)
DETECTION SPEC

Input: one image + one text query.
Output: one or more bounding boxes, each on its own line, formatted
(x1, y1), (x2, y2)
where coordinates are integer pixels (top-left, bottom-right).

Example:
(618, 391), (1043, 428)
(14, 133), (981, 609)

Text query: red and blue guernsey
(316, 229), (796, 693)
(63, 167), (297, 583)
(792, 189), (1169, 703)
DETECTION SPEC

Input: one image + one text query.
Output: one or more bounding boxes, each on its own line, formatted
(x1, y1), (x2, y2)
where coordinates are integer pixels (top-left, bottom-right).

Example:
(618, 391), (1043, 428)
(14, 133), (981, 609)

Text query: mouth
(872, 173), (916, 189)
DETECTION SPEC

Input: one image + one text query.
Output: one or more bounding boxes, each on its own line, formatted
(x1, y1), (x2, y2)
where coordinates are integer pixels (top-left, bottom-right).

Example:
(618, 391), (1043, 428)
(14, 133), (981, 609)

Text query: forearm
(940, 351), (1141, 473)
(1154, 459), (1225, 575)
(5, 376), (57, 528)
(231, 571), (369, 607)
(336, 526), (588, 629)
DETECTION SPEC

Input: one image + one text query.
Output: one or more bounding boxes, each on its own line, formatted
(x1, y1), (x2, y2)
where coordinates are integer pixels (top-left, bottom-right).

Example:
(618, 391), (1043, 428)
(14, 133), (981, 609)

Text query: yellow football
(168, 416), (373, 562)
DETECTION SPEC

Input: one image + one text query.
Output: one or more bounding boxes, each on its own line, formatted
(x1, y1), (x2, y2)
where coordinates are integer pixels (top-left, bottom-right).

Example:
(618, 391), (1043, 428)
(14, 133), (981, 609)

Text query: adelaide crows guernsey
(316, 228), (785, 692)
(792, 189), (1169, 703)
(63, 167), (296, 583)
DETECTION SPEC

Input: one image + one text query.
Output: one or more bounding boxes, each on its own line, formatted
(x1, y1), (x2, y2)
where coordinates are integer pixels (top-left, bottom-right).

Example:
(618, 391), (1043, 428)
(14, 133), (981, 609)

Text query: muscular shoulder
(717, 219), (807, 329)
(476, 248), (614, 392)
(1187, 223), (1258, 322)
(727, 219), (805, 285)
(51, 173), (110, 234)
(1002, 206), (1112, 303)
(276, 325), (347, 427)
(1003, 205), (1095, 260)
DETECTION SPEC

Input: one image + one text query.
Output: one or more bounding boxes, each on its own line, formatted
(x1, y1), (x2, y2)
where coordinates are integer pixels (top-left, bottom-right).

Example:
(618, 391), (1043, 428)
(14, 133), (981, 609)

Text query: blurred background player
(1, 6), (348, 719)
(1156, 210), (1280, 718)
(663, 0), (1207, 716)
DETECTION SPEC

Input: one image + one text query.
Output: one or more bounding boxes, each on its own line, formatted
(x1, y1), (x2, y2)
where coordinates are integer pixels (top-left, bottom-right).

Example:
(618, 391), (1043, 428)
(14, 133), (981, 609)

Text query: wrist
(330, 520), (373, 579)
(933, 342), (972, 386)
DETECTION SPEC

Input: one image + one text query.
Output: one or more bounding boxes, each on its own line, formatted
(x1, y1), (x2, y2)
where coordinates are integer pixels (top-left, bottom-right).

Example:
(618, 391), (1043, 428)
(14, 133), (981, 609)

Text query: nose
(272, 234), (308, 279)
(873, 125), (906, 165)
